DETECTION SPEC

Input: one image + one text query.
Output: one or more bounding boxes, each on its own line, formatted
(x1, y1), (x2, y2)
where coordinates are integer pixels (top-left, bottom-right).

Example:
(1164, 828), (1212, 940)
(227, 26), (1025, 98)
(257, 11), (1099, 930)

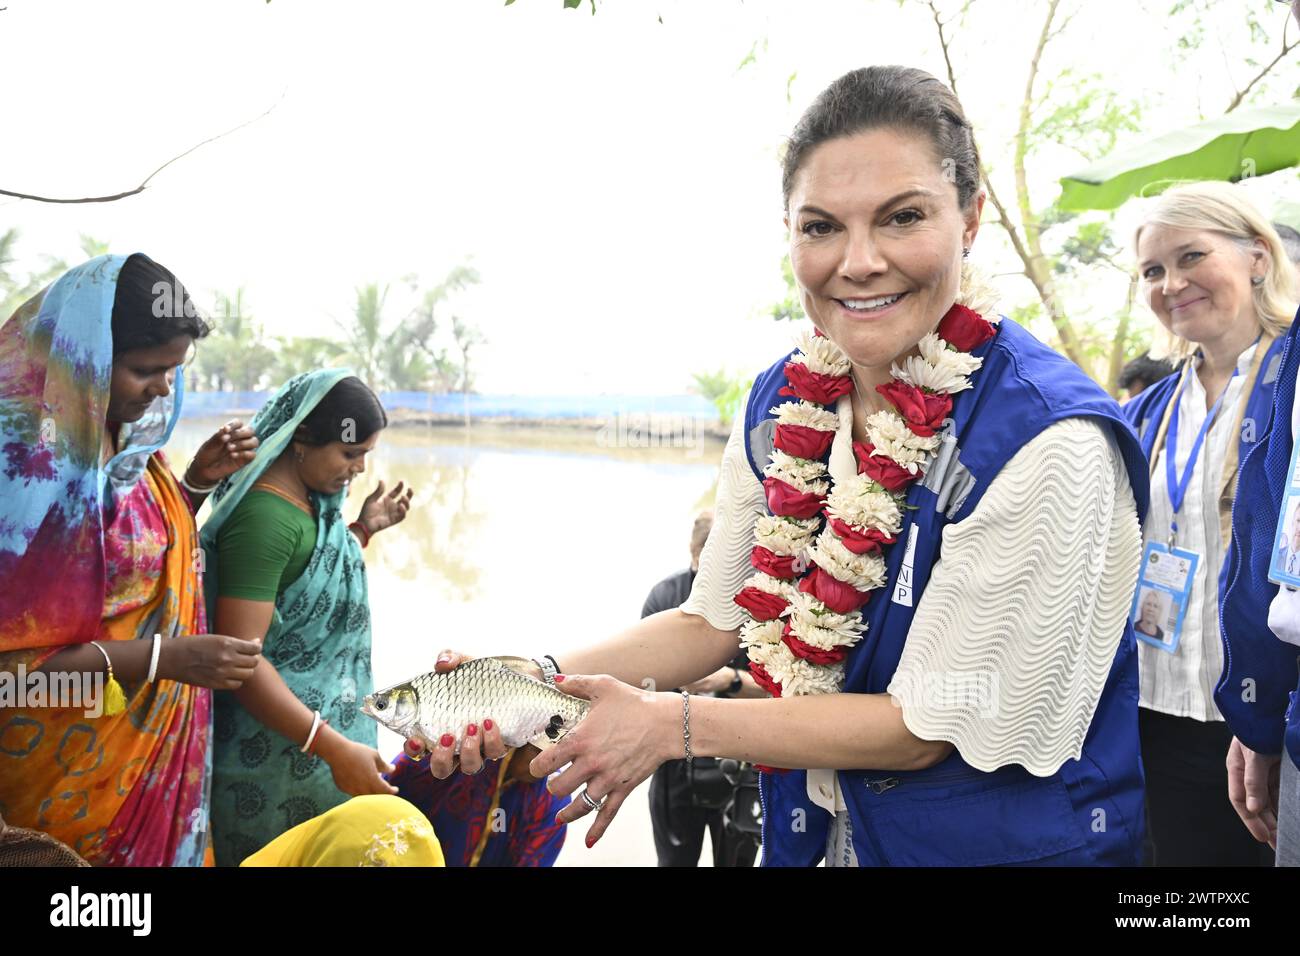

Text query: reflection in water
(169, 417), (726, 865)
(170, 418), (724, 675)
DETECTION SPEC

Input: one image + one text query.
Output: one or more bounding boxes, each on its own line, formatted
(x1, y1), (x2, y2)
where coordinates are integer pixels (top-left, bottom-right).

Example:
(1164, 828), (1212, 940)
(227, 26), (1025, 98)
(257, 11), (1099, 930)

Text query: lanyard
(1164, 366), (1239, 545)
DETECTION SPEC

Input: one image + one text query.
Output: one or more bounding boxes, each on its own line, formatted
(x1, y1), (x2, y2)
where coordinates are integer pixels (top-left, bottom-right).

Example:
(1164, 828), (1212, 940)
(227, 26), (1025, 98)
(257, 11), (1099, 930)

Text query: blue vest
(1203, 321), (1300, 768)
(742, 318), (1151, 866)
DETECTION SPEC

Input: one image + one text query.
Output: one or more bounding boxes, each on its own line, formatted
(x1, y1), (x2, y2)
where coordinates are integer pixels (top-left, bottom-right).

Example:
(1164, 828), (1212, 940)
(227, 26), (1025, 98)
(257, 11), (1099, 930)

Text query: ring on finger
(581, 789), (605, 812)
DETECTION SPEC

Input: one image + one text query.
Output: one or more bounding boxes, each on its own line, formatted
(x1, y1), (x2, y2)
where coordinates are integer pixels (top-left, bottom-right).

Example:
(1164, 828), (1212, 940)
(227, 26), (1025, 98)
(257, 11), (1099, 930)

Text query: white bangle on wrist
(302, 711), (323, 753)
(180, 464), (218, 495)
(147, 633), (162, 683)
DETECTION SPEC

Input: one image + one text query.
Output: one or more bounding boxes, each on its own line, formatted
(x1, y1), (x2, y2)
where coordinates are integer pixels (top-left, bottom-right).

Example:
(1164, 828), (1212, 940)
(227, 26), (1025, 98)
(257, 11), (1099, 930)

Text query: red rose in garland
(750, 546), (799, 579)
(778, 362), (854, 405)
(827, 515), (897, 554)
(734, 586), (789, 621)
(781, 623), (849, 665)
(852, 441), (920, 493)
(936, 303), (997, 352)
(774, 423), (836, 461)
(797, 566), (872, 614)
(762, 476), (826, 520)
(749, 663), (783, 698)
(875, 380), (952, 437)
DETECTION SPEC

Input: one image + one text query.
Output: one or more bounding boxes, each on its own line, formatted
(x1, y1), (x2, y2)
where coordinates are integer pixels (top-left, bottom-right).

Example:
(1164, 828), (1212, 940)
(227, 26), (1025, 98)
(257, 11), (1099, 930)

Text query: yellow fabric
(239, 795), (445, 868)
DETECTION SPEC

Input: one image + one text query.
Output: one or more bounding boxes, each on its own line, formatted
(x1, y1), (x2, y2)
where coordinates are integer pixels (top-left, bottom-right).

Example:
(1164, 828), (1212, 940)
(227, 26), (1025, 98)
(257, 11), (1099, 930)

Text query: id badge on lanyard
(1132, 369), (1236, 653)
(1268, 425), (1300, 590)
(1133, 542), (1200, 653)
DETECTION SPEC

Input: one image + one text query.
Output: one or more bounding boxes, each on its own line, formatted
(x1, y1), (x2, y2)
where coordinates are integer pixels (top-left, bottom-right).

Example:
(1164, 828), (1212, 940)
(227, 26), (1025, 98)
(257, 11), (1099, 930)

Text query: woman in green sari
(200, 369), (414, 866)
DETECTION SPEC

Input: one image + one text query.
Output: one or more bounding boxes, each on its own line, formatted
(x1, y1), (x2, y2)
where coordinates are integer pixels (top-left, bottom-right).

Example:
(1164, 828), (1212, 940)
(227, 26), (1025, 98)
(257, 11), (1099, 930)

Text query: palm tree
(188, 288), (277, 391)
(340, 282), (389, 390)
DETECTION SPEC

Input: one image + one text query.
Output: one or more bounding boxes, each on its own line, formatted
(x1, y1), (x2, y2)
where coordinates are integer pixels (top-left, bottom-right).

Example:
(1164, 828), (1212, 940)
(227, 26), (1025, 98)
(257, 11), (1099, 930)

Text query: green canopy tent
(1057, 103), (1300, 212)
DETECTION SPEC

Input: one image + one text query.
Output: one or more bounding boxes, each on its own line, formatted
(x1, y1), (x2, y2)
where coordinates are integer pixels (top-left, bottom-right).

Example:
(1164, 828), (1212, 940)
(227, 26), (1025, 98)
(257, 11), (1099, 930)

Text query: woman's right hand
(416, 649), (511, 779)
(156, 634), (262, 690)
(322, 736), (399, 797)
(1226, 736), (1281, 848)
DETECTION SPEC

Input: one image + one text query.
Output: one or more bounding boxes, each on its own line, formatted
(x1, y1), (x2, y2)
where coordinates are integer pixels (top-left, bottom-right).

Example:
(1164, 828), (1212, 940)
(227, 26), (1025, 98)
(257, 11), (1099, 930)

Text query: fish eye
(374, 698), (388, 711)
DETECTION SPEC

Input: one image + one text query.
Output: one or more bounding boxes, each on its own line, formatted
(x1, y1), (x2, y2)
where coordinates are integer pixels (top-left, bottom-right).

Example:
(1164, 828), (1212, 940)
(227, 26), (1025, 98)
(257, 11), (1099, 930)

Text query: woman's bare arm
(547, 608), (741, 692)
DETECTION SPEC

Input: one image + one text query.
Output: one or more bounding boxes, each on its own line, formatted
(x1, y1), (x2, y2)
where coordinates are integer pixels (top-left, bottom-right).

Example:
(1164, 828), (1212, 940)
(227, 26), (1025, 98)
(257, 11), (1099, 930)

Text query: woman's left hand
(529, 674), (679, 848)
(358, 479), (414, 535)
(189, 420), (258, 485)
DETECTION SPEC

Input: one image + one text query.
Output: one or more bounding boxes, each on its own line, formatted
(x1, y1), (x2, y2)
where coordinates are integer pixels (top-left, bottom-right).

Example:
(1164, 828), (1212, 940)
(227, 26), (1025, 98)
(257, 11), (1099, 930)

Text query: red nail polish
(585, 835), (595, 848)
(467, 723), (478, 737)
(554, 674), (566, 683)
(484, 719), (493, 731)
(440, 734), (454, 748)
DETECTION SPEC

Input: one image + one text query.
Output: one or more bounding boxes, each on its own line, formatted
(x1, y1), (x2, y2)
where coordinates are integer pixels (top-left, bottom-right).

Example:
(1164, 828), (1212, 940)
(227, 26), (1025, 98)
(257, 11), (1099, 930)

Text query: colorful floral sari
(0, 256), (212, 866)
(200, 369), (377, 866)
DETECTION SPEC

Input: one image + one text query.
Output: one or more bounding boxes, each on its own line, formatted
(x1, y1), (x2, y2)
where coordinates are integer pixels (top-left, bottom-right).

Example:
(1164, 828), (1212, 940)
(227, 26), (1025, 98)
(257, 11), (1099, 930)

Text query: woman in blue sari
(201, 369), (414, 866)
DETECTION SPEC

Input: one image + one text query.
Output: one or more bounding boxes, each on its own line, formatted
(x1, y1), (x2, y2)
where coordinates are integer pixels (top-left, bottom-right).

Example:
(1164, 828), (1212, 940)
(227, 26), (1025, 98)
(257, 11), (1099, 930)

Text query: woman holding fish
(200, 369), (414, 866)
(410, 66), (1152, 866)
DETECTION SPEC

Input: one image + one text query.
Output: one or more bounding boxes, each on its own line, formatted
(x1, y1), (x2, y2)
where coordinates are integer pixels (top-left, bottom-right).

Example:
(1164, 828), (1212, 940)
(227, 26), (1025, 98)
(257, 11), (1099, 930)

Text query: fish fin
(527, 732), (556, 752)
(489, 656), (546, 680)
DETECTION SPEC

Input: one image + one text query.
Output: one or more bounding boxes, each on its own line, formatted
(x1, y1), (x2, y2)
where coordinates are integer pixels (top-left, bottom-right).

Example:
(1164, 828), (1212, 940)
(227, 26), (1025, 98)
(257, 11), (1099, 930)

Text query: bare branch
(1225, 19), (1299, 113)
(926, 0), (961, 94)
(0, 93), (284, 204)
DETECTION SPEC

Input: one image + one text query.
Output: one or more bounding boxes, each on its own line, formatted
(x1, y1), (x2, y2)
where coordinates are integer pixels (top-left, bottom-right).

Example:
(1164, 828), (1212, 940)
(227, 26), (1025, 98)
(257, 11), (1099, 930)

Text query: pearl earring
(1251, 275), (1264, 287)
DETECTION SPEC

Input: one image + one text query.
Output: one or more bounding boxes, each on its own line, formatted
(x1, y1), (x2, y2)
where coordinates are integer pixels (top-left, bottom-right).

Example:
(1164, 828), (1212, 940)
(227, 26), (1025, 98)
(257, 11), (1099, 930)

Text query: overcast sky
(2, 0), (1297, 394)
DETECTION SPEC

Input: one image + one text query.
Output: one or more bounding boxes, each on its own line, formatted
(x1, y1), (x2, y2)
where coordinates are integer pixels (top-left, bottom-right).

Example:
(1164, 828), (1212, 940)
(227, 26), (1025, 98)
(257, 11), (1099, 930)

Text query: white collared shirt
(1138, 345), (1257, 720)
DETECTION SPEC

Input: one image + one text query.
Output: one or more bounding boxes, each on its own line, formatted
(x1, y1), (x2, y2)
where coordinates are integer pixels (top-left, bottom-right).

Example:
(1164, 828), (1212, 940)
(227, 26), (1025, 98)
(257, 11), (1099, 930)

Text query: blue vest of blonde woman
(1180, 319), (1300, 770)
(742, 317), (1151, 866)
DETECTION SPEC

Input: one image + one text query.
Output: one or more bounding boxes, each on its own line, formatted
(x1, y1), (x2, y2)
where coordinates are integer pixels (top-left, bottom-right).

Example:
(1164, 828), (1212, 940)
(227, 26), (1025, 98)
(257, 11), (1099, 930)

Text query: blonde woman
(1125, 181), (1298, 865)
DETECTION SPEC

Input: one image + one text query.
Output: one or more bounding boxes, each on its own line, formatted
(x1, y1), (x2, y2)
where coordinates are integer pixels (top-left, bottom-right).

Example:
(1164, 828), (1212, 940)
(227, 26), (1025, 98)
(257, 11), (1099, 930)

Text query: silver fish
(360, 656), (588, 755)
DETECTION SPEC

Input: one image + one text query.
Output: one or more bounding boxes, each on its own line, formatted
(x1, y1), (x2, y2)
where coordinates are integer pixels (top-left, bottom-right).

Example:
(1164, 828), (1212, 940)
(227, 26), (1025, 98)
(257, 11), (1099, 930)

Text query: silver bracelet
(681, 690), (693, 767)
(533, 656), (559, 685)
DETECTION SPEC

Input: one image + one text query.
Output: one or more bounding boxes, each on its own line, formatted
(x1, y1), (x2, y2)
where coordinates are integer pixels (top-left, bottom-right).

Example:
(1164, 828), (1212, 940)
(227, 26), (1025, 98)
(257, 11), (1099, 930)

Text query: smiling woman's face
(784, 126), (983, 371)
(1136, 224), (1263, 349)
(107, 336), (192, 423)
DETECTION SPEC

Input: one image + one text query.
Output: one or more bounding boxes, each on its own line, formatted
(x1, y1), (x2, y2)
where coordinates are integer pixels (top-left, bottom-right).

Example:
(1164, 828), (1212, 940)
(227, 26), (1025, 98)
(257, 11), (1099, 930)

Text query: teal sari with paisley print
(199, 369), (376, 866)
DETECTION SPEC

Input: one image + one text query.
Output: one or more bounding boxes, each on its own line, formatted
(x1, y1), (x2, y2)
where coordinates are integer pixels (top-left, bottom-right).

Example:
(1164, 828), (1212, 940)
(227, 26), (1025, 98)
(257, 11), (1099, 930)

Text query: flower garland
(734, 303), (998, 709)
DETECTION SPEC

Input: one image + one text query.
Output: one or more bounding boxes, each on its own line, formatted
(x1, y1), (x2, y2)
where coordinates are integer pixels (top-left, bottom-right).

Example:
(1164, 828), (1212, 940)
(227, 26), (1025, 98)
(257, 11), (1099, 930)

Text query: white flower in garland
(892, 336), (984, 395)
(786, 591), (867, 649)
(771, 400), (840, 432)
(918, 333), (983, 376)
(790, 330), (852, 377)
(809, 528), (889, 591)
(754, 515), (821, 556)
(752, 641), (847, 697)
(742, 571), (797, 600)
(824, 475), (905, 535)
(763, 451), (830, 495)
(740, 618), (784, 649)
(863, 409), (940, 470)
